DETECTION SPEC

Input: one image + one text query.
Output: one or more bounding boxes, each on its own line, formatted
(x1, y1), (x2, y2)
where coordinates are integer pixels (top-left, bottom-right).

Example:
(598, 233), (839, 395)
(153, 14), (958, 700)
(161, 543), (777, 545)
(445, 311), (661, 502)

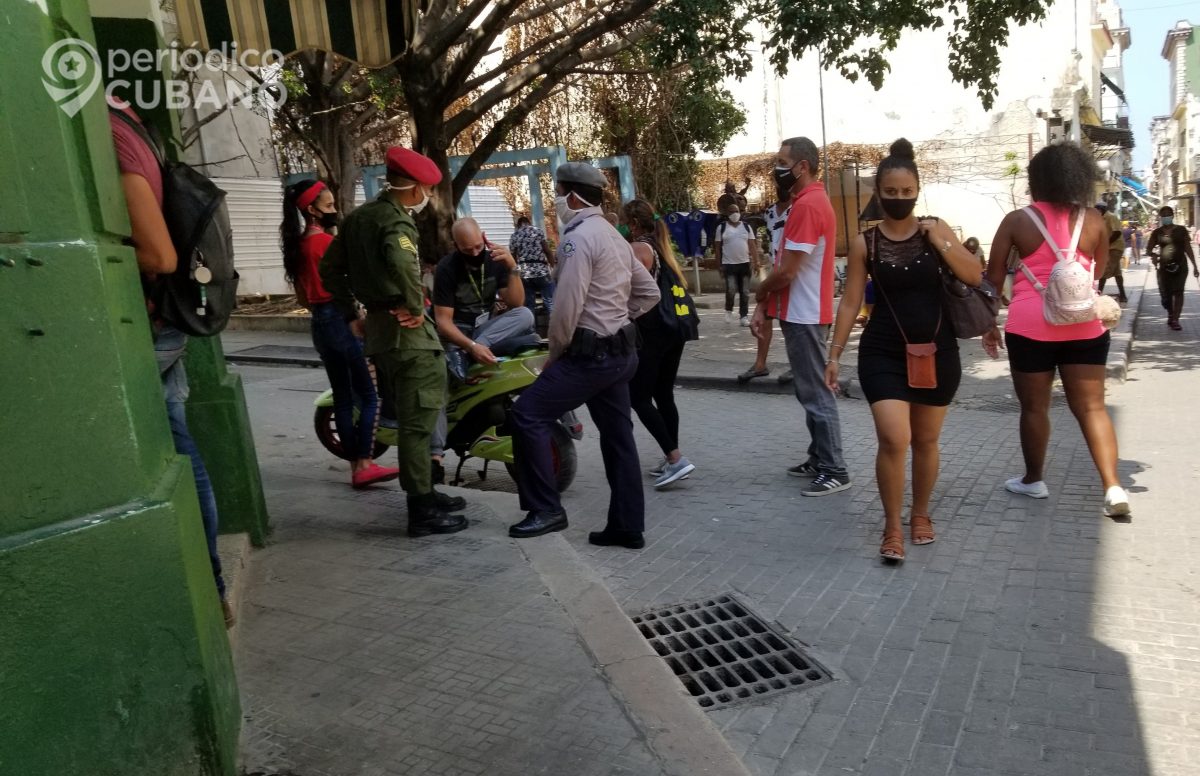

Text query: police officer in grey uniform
(508, 163), (660, 548)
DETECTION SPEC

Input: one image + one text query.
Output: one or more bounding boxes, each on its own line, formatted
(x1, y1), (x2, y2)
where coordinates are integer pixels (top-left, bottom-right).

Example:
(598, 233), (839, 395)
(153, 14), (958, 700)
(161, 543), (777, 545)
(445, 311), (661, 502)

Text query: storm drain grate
(632, 594), (833, 710)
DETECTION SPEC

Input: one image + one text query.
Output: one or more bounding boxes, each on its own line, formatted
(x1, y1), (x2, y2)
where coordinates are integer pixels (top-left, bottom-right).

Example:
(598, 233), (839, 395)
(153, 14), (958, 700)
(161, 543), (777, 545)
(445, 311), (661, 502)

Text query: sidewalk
(223, 268), (1150, 398)
(227, 267), (1200, 776)
(233, 364), (744, 776)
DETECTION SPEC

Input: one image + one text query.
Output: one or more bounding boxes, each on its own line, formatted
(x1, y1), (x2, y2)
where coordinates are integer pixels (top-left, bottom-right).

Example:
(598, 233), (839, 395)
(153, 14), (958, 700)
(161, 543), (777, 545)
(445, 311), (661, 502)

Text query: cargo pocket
(417, 387), (443, 410)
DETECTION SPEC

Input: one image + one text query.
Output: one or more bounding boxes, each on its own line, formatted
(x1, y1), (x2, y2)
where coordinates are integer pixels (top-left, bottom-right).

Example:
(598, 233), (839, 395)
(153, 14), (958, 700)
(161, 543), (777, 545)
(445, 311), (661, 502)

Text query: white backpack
(1018, 206), (1097, 326)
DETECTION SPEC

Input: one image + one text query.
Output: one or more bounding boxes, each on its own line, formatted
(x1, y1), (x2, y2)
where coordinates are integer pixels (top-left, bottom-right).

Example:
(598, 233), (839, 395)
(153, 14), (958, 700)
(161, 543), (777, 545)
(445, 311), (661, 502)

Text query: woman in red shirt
(282, 179), (397, 488)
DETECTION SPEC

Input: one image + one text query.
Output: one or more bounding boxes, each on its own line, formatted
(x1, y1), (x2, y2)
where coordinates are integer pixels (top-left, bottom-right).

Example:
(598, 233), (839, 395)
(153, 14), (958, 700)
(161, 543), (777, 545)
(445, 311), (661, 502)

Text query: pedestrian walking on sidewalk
(282, 179), (399, 490)
(508, 162), (660, 548)
(320, 147), (469, 537)
(621, 199), (698, 489)
(510, 215), (557, 314)
(1096, 200), (1128, 303)
(716, 205), (760, 327)
(739, 184), (793, 384)
(982, 142), (1130, 518)
(825, 138), (981, 561)
(751, 136), (850, 497)
(1147, 206), (1197, 330)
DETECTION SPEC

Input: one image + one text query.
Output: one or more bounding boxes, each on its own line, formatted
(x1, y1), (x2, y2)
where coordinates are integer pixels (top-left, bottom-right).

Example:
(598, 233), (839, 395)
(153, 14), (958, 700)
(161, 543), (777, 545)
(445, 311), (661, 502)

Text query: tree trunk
(408, 90), (457, 263)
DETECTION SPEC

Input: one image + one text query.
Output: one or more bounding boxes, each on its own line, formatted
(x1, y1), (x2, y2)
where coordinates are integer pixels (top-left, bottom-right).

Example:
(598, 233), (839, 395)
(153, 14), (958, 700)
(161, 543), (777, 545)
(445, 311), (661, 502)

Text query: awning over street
(1119, 176), (1148, 196)
(175, 0), (415, 66)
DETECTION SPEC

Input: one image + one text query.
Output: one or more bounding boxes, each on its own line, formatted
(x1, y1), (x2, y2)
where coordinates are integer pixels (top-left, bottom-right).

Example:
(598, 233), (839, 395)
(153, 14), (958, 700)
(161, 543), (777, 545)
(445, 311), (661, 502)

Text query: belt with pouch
(565, 323), (637, 358)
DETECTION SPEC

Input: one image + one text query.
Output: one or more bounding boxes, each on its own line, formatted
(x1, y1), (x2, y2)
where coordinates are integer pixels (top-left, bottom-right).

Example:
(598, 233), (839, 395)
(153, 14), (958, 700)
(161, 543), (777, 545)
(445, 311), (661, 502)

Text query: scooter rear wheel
(314, 405), (390, 462)
(505, 422), (577, 493)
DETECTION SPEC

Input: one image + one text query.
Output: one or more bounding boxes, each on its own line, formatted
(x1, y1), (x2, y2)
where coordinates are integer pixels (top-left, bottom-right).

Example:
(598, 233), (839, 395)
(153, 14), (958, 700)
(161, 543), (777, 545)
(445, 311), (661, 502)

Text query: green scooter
(313, 348), (581, 492)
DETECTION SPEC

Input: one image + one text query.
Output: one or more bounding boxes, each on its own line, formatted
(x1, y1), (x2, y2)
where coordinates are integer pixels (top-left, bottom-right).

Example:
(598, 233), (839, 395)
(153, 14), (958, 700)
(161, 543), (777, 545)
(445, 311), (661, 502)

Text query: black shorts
(1005, 331), (1110, 373)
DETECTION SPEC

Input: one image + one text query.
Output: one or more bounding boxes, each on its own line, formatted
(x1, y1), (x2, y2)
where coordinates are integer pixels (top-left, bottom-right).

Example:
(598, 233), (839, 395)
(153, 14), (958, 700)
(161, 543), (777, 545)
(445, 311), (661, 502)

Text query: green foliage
(653, 0), (1052, 111)
(589, 52), (746, 212)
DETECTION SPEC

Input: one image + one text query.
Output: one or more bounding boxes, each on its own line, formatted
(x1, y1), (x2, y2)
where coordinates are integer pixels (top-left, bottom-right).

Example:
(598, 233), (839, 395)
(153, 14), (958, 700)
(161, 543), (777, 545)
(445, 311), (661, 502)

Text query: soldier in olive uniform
(320, 147), (468, 537)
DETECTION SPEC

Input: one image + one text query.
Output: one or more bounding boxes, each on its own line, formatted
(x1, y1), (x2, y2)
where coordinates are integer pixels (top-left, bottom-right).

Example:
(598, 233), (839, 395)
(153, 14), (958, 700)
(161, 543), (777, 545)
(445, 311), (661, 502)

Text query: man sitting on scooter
(433, 217), (541, 379)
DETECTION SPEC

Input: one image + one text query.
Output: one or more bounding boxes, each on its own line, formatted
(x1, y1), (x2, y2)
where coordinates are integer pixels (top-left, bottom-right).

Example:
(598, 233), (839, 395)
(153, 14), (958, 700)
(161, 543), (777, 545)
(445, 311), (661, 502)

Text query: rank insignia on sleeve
(562, 241), (576, 257)
(398, 235), (417, 253)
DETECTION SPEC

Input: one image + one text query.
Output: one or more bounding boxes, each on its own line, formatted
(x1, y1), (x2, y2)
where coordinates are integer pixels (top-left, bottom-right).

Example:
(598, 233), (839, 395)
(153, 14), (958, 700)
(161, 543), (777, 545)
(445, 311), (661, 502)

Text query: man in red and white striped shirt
(751, 137), (849, 496)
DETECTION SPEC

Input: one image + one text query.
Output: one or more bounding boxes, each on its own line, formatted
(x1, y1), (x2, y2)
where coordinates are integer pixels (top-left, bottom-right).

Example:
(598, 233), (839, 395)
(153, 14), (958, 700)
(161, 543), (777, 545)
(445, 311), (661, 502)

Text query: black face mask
(879, 197), (918, 220)
(318, 210), (339, 230)
(464, 249), (490, 268)
(773, 162), (800, 192)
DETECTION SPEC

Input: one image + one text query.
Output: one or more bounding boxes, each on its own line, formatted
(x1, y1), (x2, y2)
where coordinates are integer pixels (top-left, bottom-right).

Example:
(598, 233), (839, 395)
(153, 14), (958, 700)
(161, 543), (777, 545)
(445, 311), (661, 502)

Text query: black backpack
(652, 255), (700, 342)
(110, 108), (238, 336)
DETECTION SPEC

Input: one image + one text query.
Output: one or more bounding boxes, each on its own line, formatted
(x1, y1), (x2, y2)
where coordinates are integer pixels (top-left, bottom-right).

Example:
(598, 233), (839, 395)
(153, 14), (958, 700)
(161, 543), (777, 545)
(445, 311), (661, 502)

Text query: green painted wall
(0, 2), (240, 773)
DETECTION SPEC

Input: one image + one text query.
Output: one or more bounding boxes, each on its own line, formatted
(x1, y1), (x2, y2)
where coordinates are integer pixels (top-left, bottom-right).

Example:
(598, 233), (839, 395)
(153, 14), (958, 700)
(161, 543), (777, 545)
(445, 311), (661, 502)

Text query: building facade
(1150, 21), (1200, 226)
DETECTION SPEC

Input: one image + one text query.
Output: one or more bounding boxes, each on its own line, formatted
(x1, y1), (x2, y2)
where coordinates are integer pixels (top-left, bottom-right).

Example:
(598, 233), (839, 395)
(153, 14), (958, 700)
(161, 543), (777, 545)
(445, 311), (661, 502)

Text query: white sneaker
(648, 457), (668, 477)
(725, 311), (735, 323)
(654, 457), (696, 489)
(740, 316), (750, 327)
(1103, 486), (1131, 517)
(1005, 477), (1049, 499)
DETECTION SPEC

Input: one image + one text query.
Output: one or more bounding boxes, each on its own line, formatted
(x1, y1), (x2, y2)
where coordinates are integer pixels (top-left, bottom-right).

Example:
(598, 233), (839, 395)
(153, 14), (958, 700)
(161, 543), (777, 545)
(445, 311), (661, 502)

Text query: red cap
(385, 147), (443, 185)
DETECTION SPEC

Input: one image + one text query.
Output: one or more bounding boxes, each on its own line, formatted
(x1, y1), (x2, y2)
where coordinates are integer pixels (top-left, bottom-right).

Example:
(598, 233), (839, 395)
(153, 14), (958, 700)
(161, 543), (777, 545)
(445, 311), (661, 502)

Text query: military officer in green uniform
(320, 147), (468, 537)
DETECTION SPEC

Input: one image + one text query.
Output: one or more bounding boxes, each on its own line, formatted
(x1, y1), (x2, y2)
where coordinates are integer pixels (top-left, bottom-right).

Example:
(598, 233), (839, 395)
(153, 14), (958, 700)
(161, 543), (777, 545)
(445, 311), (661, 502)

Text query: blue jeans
(311, 303), (379, 461)
(155, 326), (226, 599)
(780, 321), (847, 477)
(523, 275), (555, 314)
(512, 351), (643, 532)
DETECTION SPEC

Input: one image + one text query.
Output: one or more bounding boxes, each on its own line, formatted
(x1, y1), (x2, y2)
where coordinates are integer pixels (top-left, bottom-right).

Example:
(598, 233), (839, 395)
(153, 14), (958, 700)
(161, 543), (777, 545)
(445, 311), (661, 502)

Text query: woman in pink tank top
(982, 143), (1130, 518)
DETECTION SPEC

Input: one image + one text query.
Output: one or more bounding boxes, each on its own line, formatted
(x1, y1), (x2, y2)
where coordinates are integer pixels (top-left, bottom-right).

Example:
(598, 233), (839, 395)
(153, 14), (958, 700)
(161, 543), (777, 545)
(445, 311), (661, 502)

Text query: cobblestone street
(231, 271), (1200, 776)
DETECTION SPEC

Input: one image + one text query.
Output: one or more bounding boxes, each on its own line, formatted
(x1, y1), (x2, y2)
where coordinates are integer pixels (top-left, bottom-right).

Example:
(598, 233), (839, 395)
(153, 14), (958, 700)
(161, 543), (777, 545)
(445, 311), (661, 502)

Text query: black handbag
(936, 240), (999, 339)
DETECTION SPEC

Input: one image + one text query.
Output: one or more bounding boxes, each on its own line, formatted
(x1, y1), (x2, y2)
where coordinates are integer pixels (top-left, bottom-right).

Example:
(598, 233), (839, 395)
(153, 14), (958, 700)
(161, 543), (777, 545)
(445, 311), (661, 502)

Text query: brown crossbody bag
(871, 230), (941, 390)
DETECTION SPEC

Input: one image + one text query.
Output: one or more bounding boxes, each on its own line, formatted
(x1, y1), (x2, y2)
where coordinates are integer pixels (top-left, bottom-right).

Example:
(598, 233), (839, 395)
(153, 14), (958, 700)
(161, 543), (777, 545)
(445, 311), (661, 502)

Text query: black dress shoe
(407, 496), (468, 537)
(508, 510), (568, 538)
(433, 488), (466, 513)
(588, 529), (645, 549)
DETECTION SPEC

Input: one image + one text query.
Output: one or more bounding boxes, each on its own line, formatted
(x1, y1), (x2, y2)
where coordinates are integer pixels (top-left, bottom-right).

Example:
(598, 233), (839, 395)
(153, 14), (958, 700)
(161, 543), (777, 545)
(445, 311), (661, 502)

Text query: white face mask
(555, 191), (597, 229)
(391, 184), (431, 214)
(728, 213), (741, 224)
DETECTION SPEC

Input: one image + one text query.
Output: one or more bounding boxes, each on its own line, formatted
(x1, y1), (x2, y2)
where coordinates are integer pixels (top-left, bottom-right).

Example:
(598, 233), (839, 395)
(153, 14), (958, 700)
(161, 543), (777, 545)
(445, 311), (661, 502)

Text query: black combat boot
(407, 494), (468, 537)
(432, 488), (466, 513)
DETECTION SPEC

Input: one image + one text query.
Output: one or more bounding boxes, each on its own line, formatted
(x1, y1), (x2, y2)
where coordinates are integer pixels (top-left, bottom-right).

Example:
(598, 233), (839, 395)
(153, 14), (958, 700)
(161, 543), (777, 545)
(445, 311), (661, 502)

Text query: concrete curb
(460, 488), (751, 776)
(226, 314), (311, 333)
(1106, 267), (1150, 383)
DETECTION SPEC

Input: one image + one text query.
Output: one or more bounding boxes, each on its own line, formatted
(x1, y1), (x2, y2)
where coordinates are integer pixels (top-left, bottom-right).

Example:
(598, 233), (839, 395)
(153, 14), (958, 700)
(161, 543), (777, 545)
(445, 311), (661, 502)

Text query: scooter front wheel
(314, 405), (390, 462)
(505, 422), (577, 493)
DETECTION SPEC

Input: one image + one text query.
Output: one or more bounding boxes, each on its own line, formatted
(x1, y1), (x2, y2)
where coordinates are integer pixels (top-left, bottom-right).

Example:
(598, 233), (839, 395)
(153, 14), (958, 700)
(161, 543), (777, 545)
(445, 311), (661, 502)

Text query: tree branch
(446, 9), (653, 137)
(416, 0), (499, 60)
(439, 0), (529, 94)
(451, 69), (572, 202)
(357, 111), (412, 144)
(505, 0), (583, 28)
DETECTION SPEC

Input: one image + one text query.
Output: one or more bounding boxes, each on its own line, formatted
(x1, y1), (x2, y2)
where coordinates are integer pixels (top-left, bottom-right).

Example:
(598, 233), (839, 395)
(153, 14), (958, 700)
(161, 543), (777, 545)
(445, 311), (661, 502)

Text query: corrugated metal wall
(214, 177), (288, 296)
(464, 186), (515, 247)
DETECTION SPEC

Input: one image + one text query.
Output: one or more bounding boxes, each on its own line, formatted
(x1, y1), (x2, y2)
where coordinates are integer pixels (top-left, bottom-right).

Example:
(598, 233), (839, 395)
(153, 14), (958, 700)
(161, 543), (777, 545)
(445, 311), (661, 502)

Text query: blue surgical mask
(1161, 216), (1174, 225)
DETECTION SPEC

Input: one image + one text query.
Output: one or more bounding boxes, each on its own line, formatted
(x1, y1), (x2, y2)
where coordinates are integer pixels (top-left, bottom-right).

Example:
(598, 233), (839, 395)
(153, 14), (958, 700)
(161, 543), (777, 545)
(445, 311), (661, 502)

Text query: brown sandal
(911, 514), (935, 545)
(880, 530), (905, 561)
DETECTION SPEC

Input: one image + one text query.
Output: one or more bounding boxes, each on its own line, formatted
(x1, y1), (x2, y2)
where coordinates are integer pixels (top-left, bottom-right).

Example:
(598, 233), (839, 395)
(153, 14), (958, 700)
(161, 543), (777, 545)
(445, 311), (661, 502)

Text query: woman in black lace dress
(825, 139), (984, 561)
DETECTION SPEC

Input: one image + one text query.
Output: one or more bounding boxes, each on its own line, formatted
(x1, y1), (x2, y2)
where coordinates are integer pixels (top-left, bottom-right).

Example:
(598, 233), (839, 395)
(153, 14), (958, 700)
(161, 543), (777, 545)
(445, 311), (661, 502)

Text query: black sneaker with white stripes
(787, 461), (820, 478)
(801, 473), (851, 497)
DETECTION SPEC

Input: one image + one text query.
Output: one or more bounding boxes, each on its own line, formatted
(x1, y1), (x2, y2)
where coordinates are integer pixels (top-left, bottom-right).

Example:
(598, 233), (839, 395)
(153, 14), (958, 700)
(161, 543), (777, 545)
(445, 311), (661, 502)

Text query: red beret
(386, 147), (443, 185)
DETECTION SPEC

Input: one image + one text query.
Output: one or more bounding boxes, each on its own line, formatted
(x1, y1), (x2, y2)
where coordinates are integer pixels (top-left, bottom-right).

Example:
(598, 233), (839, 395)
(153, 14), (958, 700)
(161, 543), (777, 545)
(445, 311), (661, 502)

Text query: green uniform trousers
(373, 348), (447, 497)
